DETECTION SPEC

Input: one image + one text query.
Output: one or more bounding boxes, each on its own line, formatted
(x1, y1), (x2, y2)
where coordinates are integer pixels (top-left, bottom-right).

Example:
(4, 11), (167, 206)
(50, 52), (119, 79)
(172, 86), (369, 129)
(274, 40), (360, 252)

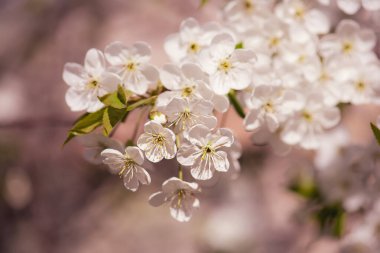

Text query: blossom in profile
(148, 177), (200, 222)
(63, 48), (120, 112)
(101, 146), (151, 192)
(137, 121), (177, 163)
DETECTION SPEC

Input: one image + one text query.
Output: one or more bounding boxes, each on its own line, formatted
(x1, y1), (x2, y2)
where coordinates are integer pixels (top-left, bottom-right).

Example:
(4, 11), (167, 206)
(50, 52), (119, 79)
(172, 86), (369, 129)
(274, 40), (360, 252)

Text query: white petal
(177, 144), (200, 166)
(212, 94), (229, 112)
(244, 109), (261, 132)
(105, 41), (128, 66)
(123, 171), (139, 192)
(148, 192), (166, 207)
(135, 166), (151, 185)
(65, 88), (90, 111)
(160, 64), (182, 90)
(141, 64), (159, 82)
(337, 0), (361, 14)
(212, 151), (229, 172)
(187, 124), (211, 145)
(181, 63), (207, 82)
(125, 146), (144, 165)
(99, 72), (120, 92)
(304, 9), (330, 34)
(357, 29), (376, 52)
(63, 63), (86, 87)
(319, 107), (341, 128)
(362, 0), (380, 10)
(84, 49), (105, 76)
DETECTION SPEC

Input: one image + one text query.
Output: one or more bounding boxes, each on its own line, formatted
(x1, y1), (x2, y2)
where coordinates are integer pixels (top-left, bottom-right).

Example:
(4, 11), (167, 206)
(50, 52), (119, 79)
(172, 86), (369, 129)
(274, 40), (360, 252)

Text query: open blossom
(160, 97), (217, 133)
(157, 63), (229, 112)
(63, 48), (120, 112)
(318, 0), (380, 14)
(199, 33), (256, 95)
(177, 125), (234, 180)
(275, 0), (330, 34)
(244, 85), (300, 133)
(164, 18), (223, 63)
(105, 41), (158, 95)
(319, 20), (377, 60)
(137, 121), (177, 163)
(101, 146), (151, 192)
(148, 177), (200, 222)
(281, 92), (341, 149)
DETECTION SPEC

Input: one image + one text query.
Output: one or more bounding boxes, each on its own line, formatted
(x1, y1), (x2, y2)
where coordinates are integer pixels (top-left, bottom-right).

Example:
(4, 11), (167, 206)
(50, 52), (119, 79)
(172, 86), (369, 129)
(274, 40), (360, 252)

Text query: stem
(126, 96), (157, 112)
(228, 90), (245, 118)
(178, 165), (183, 180)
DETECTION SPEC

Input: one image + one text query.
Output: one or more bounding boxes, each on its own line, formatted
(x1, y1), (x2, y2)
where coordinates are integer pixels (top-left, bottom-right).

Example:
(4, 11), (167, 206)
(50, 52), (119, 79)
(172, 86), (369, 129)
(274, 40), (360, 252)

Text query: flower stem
(228, 90), (245, 118)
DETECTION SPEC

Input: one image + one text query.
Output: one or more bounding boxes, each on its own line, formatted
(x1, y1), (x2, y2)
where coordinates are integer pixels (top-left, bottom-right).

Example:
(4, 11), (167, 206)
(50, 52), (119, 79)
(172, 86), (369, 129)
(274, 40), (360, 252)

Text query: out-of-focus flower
(101, 146), (150, 192)
(319, 0), (380, 15)
(148, 177), (200, 222)
(137, 121), (177, 163)
(105, 41), (158, 95)
(177, 125), (234, 180)
(63, 49), (120, 112)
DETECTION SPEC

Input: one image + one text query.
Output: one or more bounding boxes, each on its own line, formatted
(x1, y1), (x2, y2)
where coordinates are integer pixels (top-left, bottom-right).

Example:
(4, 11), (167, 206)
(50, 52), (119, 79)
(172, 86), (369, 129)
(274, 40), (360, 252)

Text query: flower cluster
(62, 0), (380, 228)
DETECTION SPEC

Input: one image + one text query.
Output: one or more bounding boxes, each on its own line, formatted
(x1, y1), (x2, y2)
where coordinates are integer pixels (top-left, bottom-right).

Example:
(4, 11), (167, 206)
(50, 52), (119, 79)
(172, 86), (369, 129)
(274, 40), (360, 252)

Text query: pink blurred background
(0, 0), (379, 252)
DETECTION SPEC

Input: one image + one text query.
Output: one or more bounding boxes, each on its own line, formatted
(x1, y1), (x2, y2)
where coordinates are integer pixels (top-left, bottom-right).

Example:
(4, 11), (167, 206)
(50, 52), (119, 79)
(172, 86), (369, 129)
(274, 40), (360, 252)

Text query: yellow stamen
(218, 59), (232, 73)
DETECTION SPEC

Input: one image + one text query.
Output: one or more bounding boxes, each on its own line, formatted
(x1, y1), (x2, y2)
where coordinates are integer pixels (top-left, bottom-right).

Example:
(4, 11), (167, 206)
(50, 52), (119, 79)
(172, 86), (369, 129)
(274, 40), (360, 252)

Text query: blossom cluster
(62, 0), (380, 229)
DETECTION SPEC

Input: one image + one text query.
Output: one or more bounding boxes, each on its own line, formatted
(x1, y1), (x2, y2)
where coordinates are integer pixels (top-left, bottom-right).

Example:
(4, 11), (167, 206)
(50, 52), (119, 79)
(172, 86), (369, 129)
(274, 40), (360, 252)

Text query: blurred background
(0, 0), (379, 252)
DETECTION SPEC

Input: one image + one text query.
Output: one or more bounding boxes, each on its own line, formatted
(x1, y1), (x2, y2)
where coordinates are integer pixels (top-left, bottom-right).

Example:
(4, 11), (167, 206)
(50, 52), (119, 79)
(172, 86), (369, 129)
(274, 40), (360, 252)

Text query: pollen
(188, 42), (200, 53)
(244, 0), (254, 11)
(269, 37), (280, 47)
(152, 134), (165, 146)
(125, 61), (137, 71)
(218, 59), (232, 73)
(302, 111), (313, 122)
(264, 101), (274, 113)
(201, 144), (214, 160)
(342, 42), (353, 54)
(86, 79), (98, 89)
(118, 159), (134, 177)
(182, 86), (193, 97)
(294, 7), (305, 19)
(355, 81), (366, 92)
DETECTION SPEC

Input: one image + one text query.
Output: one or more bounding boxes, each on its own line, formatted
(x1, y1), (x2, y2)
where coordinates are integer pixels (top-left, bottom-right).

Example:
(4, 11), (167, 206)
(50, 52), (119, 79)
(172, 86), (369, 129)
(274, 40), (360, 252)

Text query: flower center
(294, 6), (305, 19)
(355, 81), (366, 92)
(152, 134), (165, 146)
(302, 111), (313, 122)
(244, 0), (254, 11)
(201, 143), (215, 160)
(86, 79), (98, 89)
(264, 101), (274, 113)
(218, 59), (232, 73)
(319, 72), (330, 82)
(188, 42), (200, 53)
(125, 61), (137, 71)
(118, 158), (135, 177)
(269, 37), (280, 47)
(182, 86), (193, 97)
(342, 42), (353, 54)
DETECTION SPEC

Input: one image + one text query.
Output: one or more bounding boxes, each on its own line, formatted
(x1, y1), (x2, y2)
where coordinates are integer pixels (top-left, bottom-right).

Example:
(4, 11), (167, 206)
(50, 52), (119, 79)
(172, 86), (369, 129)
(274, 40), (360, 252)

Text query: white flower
(177, 125), (234, 180)
(164, 18), (223, 63)
(319, 20), (377, 60)
(105, 41), (158, 95)
(319, 0), (380, 14)
(63, 48), (120, 112)
(137, 121), (177, 163)
(101, 146), (151, 192)
(160, 97), (217, 133)
(199, 33), (256, 95)
(157, 63), (229, 112)
(148, 177), (200, 222)
(244, 85), (301, 133)
(275, 0), (330, 35)
(281, 92), (341, 149)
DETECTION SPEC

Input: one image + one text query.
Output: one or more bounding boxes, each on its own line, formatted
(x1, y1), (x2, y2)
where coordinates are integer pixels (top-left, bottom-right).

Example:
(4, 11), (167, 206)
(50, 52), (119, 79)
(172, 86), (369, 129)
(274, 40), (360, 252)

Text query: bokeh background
(0, 0), (379, 252)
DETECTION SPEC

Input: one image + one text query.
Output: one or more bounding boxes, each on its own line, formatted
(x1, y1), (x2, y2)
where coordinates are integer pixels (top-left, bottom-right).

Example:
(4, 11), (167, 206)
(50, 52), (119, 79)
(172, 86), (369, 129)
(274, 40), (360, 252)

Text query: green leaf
(102, 107), (127, 136)
(63, 108), (106, 145)
(99, 85), (130, 109)
(228, 90), (245, 118)
(235, 42), (244, 49)
(371, 122), (380, 145)
(314, 203), (345, 238)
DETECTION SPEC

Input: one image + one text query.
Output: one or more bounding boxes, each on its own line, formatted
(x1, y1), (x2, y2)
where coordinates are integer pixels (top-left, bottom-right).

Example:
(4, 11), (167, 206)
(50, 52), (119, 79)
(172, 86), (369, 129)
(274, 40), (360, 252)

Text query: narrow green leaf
(102, 107), (127, 136)
(63, 108), (105, 146)
(228, 90), (245, 118)
(117, 85), (131, 105)
(235, 42), (244, 49)
(370, 122), (380, 145)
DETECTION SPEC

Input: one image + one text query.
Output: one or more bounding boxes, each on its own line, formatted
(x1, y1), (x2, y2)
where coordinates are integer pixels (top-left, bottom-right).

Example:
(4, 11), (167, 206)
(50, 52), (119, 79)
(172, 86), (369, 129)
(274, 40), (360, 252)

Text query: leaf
(314, 203), (345, 238)
(99, 85), (130, 109)
(235, 42), (244, 49)
(63, 108), (106, 145)
(102, 107), (127, 136)
(228, 90), (245, 118)
(371, 122), (380, 145)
